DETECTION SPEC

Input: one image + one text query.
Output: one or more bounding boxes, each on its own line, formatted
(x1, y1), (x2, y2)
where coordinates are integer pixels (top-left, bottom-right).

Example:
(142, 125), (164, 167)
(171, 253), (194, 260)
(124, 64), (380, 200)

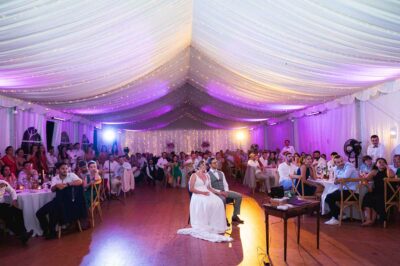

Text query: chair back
(384, 178), (400, 213)
(243, 165), (256, 189)
(291, 175), (304, 197)
(90, 179), (102, 209)
(337, 178), (363, 225)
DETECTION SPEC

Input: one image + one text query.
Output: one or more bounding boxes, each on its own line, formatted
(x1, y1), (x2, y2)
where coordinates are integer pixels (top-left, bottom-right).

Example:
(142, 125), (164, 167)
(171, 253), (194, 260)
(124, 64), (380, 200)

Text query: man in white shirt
(280, 140), (295, 158)
(259, 151), (269, 168)
(278, 153), (298, 190)
(208, 158), (243, 224)
(0, 180), (33, 244)
(312, 150), (327, 178)
(36, 162), (82, 239)
(103, 155), (120, 180)
(67, 143), (85, 168)
(367, 135), (385, 162)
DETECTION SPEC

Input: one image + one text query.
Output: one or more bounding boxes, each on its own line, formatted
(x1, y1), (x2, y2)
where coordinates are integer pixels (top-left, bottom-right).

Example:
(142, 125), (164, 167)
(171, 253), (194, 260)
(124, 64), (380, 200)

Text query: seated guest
(36, 162), (82, 239)
(312, 150), (327, 178)
(67, 143), (85, 170)
(267, 151), (278, 168)
(82, 161), (101, 208)
(15, 148), (26, 174)
(278, 153), (298, 190)
(367, 135), (385, 162)
(293, 154), (323, 196)
(1, 146), (17, 176)
(325, 155), (359, 225)
(327, 152), (338, 174)
(1, 165), (17, 188)
(247, 153), (268, 192)
(30, 144), (48, 174)
(27, 144), (38, 163)
(362, 158), (395, 226)
(259, 151), (270, 168)
(84, 144), (96, 162)
(293, 152), (301, 167)
(0, 179), (33, 244)
(110, 157), (124, 196)
(389, 154), (400, 177)
(146, 159), (157, 185)
(359, 155), (373, 176)
(18, 162), (39, 188)
(46, 146), (58, 175)
(209, 158), (244, 224)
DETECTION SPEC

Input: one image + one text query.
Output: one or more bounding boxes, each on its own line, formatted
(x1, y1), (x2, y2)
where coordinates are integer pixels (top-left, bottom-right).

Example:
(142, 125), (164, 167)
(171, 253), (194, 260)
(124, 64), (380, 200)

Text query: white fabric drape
(0, 107), (12, 153)
(360, 90), (400, 160)
(249, 125), (266, 150)
(296, 104), (358, 155)
(1, 1), (399, 129)
(266, 121), (294, 151)
(51, 120), (62, 151)
(14, 111), (47, 148)
(124, 129), (250, 155)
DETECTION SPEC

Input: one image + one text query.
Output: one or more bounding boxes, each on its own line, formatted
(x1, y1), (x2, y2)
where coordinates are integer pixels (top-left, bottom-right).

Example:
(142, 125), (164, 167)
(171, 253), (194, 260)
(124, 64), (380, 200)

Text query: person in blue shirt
(359, 155), (373, 176)
(325, 155), (359, 225)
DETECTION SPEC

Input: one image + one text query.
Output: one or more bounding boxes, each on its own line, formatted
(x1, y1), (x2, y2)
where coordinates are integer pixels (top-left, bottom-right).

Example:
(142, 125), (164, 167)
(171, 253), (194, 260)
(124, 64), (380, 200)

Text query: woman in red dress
(1, 146), (17, 175)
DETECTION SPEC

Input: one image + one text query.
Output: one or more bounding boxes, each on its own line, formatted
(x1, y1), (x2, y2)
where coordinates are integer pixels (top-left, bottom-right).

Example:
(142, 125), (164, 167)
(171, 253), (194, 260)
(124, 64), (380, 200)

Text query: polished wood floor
(1, 179), (399, 266)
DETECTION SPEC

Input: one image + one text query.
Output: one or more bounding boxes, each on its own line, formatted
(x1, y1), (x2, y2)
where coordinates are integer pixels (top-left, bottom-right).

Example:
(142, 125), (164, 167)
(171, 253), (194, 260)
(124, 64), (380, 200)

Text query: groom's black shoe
(232, 216), (244, 224)
(226, 218), (231, 227)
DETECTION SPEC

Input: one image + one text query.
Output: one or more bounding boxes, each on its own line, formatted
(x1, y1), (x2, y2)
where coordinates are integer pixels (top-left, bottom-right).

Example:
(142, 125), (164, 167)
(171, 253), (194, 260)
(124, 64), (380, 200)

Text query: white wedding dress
(177, 173), (232, 242)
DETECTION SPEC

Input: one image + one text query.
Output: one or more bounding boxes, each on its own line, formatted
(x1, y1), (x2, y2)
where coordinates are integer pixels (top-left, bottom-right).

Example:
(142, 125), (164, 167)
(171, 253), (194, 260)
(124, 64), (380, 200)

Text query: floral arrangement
(201, 141), (210, 148)
(167, 142), (175, 149)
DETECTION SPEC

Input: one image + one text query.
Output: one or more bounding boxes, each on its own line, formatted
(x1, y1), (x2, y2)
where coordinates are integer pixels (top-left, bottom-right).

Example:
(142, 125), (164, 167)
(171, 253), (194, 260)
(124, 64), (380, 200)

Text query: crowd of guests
(246, 136), (400, 226)
(1, 134), (399, 244)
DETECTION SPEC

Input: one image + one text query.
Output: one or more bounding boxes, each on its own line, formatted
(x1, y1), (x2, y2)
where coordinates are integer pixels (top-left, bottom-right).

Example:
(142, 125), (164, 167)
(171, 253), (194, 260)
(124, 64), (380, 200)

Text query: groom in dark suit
(208, 158), (244, 224)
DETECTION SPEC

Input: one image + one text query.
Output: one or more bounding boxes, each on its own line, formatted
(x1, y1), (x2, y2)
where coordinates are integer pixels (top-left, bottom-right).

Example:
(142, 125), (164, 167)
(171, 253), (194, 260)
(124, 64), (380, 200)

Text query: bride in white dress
(177, 160), (232, 242)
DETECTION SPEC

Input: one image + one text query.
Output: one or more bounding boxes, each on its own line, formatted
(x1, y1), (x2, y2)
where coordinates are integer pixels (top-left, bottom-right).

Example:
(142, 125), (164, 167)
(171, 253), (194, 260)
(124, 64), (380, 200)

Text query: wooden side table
(263, 200), (320, 261)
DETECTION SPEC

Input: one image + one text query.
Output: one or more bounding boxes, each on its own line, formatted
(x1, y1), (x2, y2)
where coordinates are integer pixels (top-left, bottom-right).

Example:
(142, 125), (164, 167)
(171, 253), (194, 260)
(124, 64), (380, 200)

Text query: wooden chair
(89, 179), (103, 228)
(337, 178), (364, 226)
(383, 178), (400, 228)
(290, 176), (317, 200)
(58, 220), (82, 239)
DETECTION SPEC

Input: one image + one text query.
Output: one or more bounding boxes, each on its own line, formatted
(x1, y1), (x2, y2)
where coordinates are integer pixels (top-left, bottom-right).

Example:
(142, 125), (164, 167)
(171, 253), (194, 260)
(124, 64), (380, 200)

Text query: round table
(16, 189), (55, 236)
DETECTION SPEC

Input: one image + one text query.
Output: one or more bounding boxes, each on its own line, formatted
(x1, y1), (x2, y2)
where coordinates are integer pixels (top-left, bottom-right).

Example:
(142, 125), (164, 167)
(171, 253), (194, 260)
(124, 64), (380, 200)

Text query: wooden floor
(1, 180), (399, 266)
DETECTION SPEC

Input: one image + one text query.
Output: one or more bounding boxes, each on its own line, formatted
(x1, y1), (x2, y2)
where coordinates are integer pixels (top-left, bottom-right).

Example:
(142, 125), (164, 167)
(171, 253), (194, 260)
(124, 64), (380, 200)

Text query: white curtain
(360, 90), (400, 160)
(61, 121), (76, 144)
(0, 107), (12, 154)
(14, 111), (47, 149)
(124, 129), (250, 155)
(266, 121), (294, 151)
(51, 120), (63, 152)
(249, 125), (266, 150)
(296, 104), (357, 156)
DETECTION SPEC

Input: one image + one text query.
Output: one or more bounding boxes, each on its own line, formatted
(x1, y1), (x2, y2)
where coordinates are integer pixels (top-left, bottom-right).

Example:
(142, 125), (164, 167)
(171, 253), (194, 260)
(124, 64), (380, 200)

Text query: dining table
(13, 189), (56, 236)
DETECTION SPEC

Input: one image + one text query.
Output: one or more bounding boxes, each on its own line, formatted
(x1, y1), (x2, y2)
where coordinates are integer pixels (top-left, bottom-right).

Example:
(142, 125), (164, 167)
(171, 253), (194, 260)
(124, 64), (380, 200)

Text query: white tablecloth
(17, 190), (55, 236)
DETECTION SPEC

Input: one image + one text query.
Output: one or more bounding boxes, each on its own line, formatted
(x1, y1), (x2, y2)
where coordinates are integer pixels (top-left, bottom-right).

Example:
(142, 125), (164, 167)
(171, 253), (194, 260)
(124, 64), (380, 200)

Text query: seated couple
(177, 159), (243, 242)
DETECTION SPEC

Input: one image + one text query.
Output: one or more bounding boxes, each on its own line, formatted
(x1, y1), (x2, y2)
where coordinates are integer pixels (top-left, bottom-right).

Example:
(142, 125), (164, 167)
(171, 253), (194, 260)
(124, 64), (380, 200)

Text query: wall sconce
(390, 127), (398, 139)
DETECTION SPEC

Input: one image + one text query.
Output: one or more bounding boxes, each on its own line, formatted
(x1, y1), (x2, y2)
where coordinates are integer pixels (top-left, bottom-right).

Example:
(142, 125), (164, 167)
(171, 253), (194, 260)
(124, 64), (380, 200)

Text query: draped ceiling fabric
(1, 1), (400, 131)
